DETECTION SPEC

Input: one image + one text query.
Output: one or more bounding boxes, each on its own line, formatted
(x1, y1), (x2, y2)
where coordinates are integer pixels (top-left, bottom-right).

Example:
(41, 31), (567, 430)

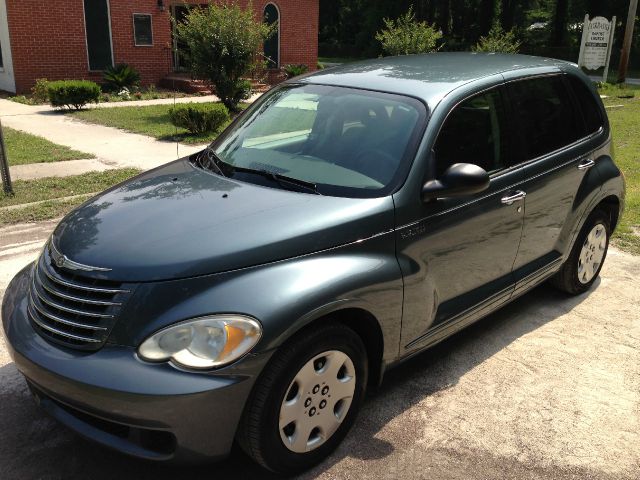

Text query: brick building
(0, 0), (318, 94)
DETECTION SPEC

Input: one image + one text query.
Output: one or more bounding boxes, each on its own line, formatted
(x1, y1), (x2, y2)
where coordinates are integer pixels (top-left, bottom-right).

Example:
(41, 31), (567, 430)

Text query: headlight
(138, 315), (262, 369)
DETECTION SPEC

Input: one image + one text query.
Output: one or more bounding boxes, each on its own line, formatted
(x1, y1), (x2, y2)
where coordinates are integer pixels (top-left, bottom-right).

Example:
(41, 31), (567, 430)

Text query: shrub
(375, 7), (442, 56)
(169, 103), (230, 135)
(47, 80), (101, 110)
(174, 2), (274, 112)
(283, 64), (309, 79)
(102, 63), (141, 92)
(473, 25), (521, 54)
(9, 95), (33, 105)
(31, 78), (50, 103)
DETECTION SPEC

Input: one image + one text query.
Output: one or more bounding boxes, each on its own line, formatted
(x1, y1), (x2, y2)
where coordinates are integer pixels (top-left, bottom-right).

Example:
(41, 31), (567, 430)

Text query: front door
(0, 0), (15, 93)
(397, 85), (525, 352)
(171, 4), (208, 72)
(171, 5), (190, 72)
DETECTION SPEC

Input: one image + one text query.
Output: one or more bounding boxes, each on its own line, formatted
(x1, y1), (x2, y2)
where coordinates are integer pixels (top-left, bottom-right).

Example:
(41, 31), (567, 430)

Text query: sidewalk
(0, 98), (202, 174)
(0, 93), (261, 177)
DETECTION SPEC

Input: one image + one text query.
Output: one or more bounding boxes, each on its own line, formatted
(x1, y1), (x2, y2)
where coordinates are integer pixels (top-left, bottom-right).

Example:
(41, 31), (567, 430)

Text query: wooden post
(0, 117), (14, 196)
(603, 16), (616, 82)
(618, 0), (638, 83)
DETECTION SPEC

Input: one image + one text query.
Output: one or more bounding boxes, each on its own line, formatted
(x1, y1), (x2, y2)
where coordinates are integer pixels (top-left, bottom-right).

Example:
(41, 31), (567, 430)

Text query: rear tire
(237, 322), (368, 474)
(550, 208), (610, 295)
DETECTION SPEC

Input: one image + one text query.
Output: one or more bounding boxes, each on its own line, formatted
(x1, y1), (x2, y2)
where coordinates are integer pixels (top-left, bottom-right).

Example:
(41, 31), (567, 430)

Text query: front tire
(550, 208), (610, 294)
(237, 323), (368, 474)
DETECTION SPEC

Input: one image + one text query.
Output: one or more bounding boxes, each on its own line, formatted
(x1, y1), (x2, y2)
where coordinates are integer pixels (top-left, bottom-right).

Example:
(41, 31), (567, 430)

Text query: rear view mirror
(422, 163), (489, 201)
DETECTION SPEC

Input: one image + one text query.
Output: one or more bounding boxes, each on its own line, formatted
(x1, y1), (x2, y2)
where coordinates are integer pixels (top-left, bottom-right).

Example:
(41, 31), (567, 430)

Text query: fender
(564, 146), (625, 259)
(108, 231), (404, 365)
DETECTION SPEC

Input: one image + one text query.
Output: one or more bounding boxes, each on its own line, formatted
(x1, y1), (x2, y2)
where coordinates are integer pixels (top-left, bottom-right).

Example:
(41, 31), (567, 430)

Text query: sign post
(618, 0), (638, 83)
(0, 117), (14, 196)
(578, 15), (616, 82)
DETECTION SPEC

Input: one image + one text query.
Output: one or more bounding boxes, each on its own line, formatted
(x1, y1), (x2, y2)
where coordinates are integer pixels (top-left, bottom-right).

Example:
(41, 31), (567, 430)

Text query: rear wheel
(237, 323), (368, 474)
(550, 209), (610, 294)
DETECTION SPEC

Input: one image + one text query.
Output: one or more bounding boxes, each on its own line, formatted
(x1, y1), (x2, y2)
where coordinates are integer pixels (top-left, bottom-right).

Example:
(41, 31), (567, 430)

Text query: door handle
(501, 190), (527, 205)
(577, 159), (595, 170)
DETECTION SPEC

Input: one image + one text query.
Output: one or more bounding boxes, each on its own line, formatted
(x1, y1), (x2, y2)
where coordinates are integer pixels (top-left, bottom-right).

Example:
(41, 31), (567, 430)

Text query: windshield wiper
(231, 165), (320, 195)
(198, 147), (227, 177)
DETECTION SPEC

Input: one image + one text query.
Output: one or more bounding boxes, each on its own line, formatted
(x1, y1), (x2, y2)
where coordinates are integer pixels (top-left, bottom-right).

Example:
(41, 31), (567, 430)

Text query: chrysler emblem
(49, 240), (112, 272)
(55, 254), (66, 268)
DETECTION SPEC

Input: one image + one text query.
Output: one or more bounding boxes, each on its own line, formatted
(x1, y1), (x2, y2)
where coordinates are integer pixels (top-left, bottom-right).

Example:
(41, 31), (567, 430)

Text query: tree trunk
(478, 0), (496, 36)
(501, 0), (515, 30)
(551, 0), (569, 47)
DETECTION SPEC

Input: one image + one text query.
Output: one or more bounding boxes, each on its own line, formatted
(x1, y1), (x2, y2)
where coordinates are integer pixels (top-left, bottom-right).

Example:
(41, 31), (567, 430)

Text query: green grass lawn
(3, 127), (94, 166)
(68, 103), (236, 144)
(0, 168), (141, 226)
(600, 84), (640, 254)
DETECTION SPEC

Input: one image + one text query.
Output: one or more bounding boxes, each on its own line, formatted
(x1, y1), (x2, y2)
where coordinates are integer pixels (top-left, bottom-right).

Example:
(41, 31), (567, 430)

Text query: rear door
(505, 73), (604, 294)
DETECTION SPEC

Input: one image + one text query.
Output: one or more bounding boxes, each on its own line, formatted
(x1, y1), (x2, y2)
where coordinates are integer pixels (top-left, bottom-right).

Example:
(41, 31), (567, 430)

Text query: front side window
(210, 84), (426, 197)
(434, 88), (507, 177)
(508, 76), (583, 160)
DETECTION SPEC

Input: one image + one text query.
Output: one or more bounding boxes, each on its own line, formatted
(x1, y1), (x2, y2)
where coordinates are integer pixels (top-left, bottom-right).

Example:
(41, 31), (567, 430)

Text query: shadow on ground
(0, 282), (603, 480)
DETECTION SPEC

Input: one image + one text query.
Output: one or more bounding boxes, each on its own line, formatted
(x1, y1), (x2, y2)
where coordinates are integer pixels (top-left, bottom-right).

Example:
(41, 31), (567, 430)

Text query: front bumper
(1, 266), (272, 463)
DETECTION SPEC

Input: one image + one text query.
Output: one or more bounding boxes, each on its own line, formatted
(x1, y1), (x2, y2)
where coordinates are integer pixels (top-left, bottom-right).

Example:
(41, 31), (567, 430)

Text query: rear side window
(434, 88), (507, 177)
(508, 76), (583, 160)
(567, 76), (604, 135)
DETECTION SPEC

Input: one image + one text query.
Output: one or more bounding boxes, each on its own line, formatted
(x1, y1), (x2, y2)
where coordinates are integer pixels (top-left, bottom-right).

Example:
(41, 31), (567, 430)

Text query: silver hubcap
(279, 350), (356, 453)
(578, 223), (607, 284)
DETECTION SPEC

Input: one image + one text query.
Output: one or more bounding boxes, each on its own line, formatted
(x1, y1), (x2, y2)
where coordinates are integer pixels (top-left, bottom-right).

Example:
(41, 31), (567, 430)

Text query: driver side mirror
(422, 163), (490, 202)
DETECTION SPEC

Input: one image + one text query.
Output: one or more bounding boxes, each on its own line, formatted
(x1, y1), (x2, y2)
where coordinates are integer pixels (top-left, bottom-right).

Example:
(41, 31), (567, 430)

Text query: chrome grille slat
(30, 292), (107, 331)
(28, 305), (102, 343)
(28, 250), (132, 350)
(41, 266), (130, 294)
(32, 278), (114, 319)
(36, 269), (121, 306)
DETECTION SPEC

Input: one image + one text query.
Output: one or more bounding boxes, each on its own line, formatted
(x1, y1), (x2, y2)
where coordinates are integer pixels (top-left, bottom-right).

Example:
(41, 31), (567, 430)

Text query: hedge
(169, 103), (230, 135)
(48, 80), (101, 110)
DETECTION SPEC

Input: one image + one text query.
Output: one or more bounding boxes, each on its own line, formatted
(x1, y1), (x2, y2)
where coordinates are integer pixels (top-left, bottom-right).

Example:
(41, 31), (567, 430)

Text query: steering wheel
(351, 148), (396, 184)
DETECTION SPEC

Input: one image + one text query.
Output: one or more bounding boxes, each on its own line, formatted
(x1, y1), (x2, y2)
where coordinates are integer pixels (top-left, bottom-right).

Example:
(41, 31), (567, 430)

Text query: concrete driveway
(0, 222), (638, 480)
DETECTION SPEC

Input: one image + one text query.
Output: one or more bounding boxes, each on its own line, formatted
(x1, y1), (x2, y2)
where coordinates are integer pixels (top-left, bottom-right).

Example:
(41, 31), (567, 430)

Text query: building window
(83, 0), (114, 71)
(263, 3), (279, 69)
(0, 39), (4, 70)
(133, 14), (153, 46)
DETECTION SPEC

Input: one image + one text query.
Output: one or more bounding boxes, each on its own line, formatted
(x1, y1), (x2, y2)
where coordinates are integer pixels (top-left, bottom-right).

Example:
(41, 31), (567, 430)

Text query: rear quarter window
(508, 75), (583, 160)
(567, 75), (604, 136)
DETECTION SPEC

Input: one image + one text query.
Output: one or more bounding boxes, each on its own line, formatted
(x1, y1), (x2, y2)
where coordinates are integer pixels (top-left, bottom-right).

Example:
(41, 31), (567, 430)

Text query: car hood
(51, 158), (394, 282)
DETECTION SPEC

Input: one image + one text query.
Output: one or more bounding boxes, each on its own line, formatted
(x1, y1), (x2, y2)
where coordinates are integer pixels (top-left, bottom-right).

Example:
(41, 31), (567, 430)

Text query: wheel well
(597, 196), (621, 230)
(322, 308), (385, 389)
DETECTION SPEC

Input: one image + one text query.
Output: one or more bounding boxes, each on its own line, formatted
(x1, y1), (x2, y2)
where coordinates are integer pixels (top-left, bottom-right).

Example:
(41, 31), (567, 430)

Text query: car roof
(295, 52), (578, 107)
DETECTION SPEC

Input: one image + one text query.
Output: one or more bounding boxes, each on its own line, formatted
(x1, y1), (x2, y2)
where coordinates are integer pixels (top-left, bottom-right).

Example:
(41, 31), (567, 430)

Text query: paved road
(0, 222), (638, 479)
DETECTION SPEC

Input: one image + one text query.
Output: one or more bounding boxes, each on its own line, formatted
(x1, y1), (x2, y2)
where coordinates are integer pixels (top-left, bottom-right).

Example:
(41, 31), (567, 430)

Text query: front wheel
(237, 323), (368, 474)
(550, 208), (610, 294)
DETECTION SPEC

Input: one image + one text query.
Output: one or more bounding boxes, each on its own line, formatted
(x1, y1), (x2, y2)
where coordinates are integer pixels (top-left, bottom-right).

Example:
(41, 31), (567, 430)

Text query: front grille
(28, 248), (132, 351)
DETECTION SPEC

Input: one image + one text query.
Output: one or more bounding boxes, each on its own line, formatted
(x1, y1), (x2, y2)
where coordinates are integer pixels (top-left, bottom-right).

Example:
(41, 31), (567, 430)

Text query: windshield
(210, 84), (426, 198)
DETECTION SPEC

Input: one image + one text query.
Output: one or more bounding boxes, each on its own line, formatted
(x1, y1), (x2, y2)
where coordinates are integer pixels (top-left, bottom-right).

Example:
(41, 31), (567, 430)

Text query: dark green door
(505, 74), (606, 294)
(397, 86), (525, 351)
(263, 4), (279, 68)
(83, 0), (113, 71)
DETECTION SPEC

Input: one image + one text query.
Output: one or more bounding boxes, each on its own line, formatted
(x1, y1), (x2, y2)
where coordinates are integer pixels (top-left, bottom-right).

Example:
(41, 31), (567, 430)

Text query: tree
(175, 2), (274, 112)
(375, 7), (443, 56)
(473, 24), (522, 52)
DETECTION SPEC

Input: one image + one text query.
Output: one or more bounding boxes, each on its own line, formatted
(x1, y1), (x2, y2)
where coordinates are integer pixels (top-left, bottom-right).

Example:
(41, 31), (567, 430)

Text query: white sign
(578, 15), (616, 81)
